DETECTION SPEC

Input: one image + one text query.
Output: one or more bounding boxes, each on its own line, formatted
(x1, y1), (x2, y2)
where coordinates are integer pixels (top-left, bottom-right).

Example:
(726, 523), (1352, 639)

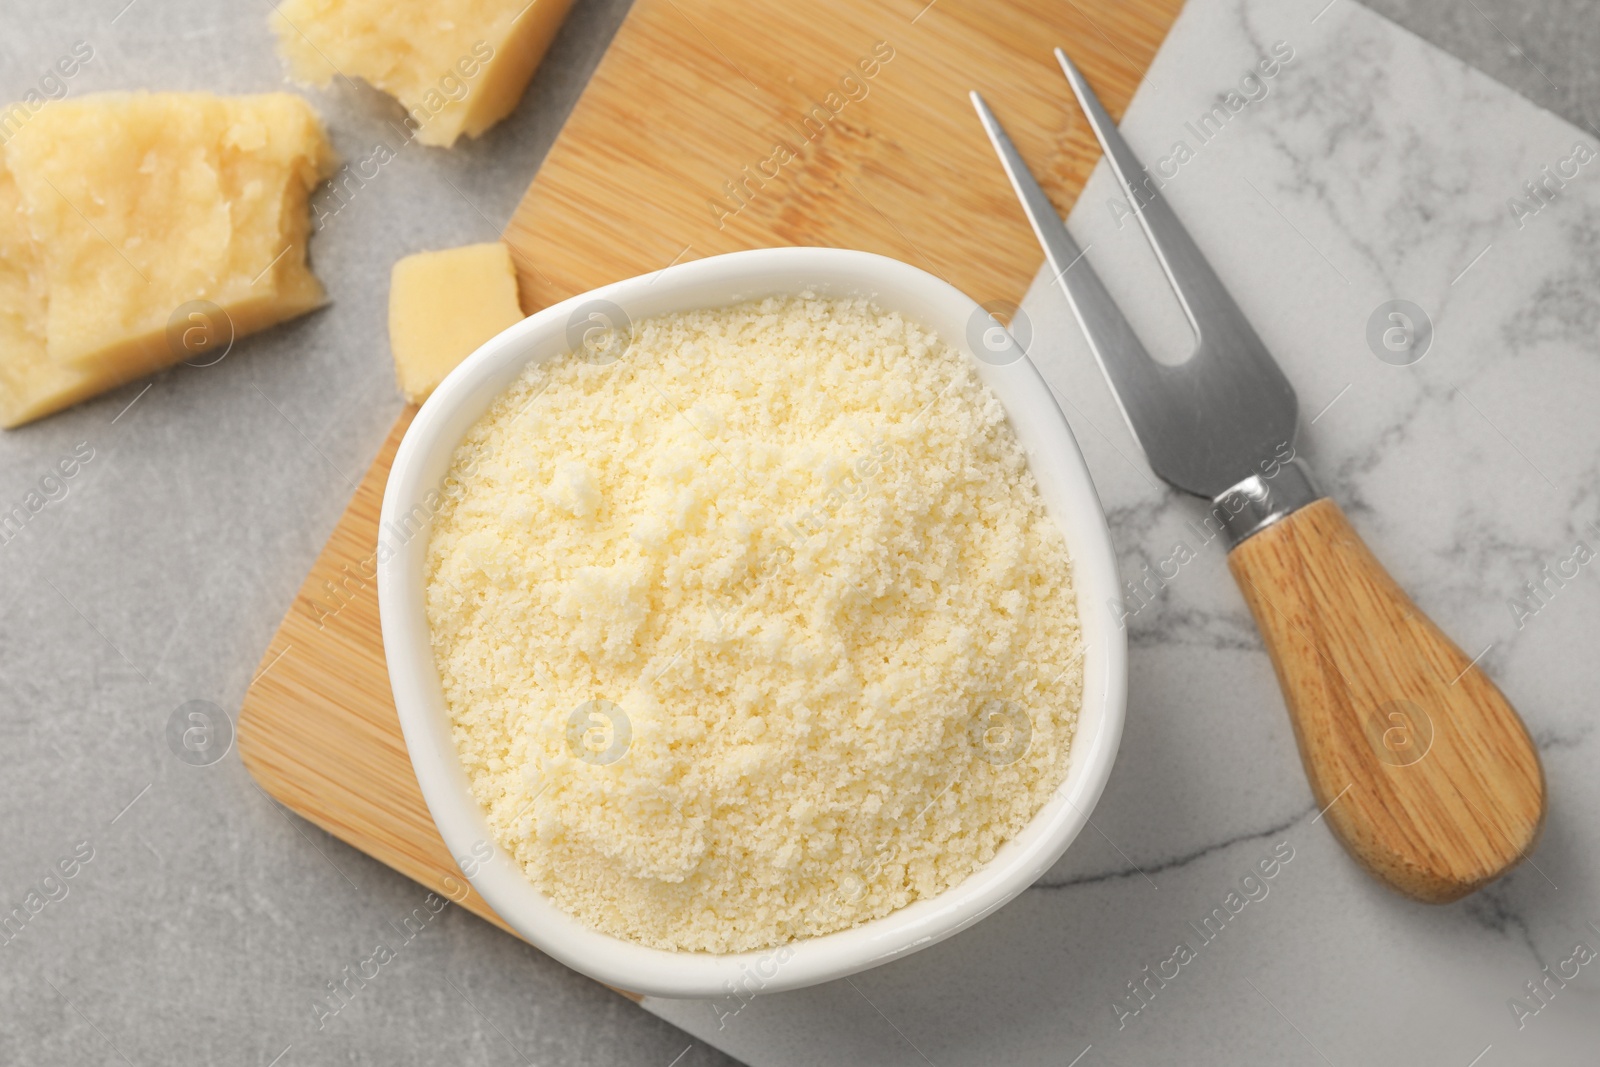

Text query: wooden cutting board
(237, 0), (1180, 960)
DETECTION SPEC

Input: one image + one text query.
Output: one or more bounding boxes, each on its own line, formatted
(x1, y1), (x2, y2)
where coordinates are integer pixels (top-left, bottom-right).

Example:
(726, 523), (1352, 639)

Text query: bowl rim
(377, 246), (1127, 999)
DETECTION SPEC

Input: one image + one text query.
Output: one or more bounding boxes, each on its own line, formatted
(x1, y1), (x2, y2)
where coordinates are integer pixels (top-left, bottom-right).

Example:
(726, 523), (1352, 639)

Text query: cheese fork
(971, 51), (1545, 903)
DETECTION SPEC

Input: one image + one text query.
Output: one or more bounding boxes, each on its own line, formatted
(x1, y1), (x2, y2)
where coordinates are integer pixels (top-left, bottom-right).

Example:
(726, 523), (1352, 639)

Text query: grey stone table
(0, 1), (1592, 1065)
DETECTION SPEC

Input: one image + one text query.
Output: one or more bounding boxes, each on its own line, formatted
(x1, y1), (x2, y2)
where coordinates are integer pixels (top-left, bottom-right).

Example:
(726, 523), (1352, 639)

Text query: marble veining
(1032, 803), (1318, 893)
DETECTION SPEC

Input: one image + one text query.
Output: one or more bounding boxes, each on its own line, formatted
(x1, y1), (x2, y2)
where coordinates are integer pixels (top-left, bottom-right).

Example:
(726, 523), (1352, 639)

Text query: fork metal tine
(969, 90), (1166, 448)
(971, 64), (1300, 501)
(1054, 48), (1245, 343)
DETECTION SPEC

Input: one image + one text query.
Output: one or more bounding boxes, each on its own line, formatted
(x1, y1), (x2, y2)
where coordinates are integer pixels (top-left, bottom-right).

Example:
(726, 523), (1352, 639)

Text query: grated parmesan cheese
(425, 295), (1083, 952)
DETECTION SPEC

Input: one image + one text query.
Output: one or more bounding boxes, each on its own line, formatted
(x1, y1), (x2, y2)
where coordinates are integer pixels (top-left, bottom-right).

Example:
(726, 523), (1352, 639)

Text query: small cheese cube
(3, 92), (336, 390)
(272, 0), (576, 148)
(388, 242), (525, 404)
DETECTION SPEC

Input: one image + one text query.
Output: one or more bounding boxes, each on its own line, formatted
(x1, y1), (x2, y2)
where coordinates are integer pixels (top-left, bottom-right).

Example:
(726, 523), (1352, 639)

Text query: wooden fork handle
(1227, 498), (1545, 903)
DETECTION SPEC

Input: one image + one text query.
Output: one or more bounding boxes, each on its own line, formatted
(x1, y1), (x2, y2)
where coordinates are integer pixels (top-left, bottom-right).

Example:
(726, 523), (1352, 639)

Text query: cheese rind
(388, 242), (525, 404)
(272, 0), (576, 147)
(3, 92), (336, 384)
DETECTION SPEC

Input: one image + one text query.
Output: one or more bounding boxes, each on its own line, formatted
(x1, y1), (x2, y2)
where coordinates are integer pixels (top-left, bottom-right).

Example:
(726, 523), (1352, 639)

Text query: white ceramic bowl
(378, 247), (1126, 999)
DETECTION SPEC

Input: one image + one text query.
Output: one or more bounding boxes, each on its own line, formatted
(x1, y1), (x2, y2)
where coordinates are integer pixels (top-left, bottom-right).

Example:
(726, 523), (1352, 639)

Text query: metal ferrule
(1213, 457), (1323, 549)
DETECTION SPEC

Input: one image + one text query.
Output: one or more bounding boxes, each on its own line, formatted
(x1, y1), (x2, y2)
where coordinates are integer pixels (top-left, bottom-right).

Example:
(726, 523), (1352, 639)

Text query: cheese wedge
(0, 167), (108, 429)
(2, 92), (336, 393)
(272, 0), (576, 147)
(388, 241), (524, 403)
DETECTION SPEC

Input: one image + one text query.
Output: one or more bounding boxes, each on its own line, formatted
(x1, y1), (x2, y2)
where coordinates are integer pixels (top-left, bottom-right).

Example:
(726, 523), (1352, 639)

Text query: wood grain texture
(504, 0), (1181, 310)
(1228, 499), (1545, 903)
(237, 0), (1182, 972)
